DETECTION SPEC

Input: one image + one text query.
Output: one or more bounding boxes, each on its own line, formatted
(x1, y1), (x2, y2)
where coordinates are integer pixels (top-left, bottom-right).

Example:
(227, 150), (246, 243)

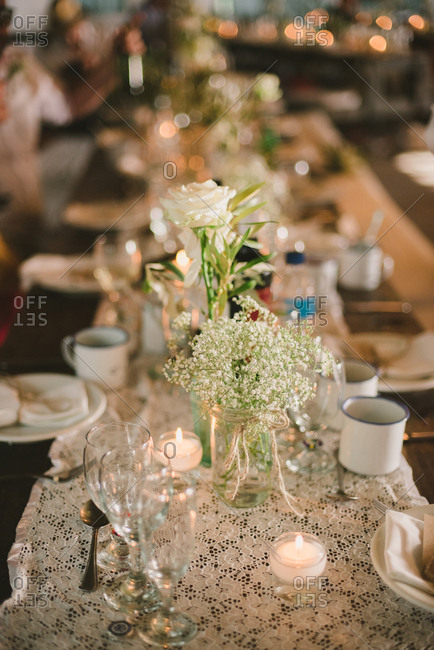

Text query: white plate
(63, 196), (149, 231)
(378, 374), (434, 394)
(0, 374), (107, 444)
(347, 332), (434, 393)
(371, 504), (434, 613)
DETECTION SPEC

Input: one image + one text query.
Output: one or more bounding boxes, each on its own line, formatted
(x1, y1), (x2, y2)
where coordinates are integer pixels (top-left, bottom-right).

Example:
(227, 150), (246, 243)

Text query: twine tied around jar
(223, 408), (303, 515)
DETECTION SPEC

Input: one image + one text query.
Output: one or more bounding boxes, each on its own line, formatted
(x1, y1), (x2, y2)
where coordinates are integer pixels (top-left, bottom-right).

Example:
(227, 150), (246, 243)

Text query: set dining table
(0, 105), (433, 649)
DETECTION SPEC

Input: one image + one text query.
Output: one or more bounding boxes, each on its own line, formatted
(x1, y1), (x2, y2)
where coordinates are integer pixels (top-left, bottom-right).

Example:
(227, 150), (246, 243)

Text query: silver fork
(372, 498), (394, 515)
(0, 464), (83, 484)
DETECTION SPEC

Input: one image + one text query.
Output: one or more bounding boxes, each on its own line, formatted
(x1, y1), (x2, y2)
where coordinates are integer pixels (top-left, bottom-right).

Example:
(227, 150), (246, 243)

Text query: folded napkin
(0, 384), (20, 427)
(423, 515), (434, 582)
(384, 331), (434, 380)
(384, 510), (434, 595)
(19, 254), (97, 293)
(19, 380), (89, 427)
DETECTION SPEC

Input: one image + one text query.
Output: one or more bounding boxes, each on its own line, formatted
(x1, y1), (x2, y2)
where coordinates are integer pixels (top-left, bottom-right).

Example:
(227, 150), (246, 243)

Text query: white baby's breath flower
(165, 297), (334, 413)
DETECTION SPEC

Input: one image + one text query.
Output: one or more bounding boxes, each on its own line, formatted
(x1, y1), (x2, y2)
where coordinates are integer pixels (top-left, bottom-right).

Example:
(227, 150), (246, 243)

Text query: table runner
(0, 365), (432, 650)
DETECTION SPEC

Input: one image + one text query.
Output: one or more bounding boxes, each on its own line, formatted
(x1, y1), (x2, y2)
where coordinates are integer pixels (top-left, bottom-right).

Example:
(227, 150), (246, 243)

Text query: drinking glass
(93, 230), (143, 352)
(138, 472), (198, 647)
(98, 446), (169, 614)
(93, 230), (143, 293)
(286, 354), (344, 474)
(83, 422), (151, 572)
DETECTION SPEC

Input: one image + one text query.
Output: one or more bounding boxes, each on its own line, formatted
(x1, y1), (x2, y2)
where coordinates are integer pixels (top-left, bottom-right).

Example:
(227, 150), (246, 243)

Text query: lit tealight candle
(158, 427), (203, 472)
(270, 532), (327, 602)
(175, 249), (192, 276)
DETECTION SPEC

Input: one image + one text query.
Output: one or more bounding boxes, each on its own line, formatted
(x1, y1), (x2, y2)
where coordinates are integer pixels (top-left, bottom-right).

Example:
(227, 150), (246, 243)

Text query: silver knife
(345, 301), (412, 314)
(403, 431), (434, 443)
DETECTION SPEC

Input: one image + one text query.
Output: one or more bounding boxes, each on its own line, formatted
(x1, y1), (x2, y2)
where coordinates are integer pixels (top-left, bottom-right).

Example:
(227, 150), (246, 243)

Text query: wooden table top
(0, 110), (433, 606)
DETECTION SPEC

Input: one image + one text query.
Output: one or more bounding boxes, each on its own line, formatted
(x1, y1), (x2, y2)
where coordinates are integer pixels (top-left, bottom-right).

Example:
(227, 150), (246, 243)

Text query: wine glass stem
(157, 580), (175, 615)
(127, 540), (144, 585)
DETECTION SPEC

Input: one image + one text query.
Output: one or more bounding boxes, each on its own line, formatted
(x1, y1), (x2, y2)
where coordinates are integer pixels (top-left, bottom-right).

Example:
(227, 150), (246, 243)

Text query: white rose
(160, 179), (236, 229)
(179, 229), (202, 287)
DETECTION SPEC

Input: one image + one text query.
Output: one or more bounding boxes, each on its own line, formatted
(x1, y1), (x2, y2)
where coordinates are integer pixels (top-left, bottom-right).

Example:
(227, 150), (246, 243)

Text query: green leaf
(243, 239), (262, 249)
(228, 183), (265, 211)
(237, 253), (273, 274)
(231, 202), (267, 226)
(142, 279), (153, 294)
(228, 278), (257, 298)
(218, 290), (228, 315)
(250, 222), (268, 237)
(158, 260), (185, 282)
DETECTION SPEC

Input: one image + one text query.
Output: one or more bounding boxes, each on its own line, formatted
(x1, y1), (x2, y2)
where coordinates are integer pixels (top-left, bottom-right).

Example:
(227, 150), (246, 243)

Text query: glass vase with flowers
(164, 296), (335, 510)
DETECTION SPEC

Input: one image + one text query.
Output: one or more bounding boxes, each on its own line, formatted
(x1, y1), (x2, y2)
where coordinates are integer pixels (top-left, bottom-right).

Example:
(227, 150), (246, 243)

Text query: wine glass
(83, 422), (151, 572)
(138, 471), (198, 647)
(98, 446), (169, 615)
(93, 230), (143, 352)
(285, 353), (344, 474)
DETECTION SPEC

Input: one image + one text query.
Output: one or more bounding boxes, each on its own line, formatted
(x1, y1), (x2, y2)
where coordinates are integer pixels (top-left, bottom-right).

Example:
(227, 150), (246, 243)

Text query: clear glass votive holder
(157, 429), (203, 473)
(269, 532), (328, 605)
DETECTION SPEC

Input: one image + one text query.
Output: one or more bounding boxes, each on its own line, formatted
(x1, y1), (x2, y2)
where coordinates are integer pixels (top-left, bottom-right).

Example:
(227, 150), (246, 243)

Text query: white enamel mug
(339, 396), (409, 475)
(343, 358), (378, 399)
(61, 326), (129, 389)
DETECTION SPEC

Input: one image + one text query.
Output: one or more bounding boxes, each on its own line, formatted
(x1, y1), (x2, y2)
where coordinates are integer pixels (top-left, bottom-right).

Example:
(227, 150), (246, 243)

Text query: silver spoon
(326, 452), (359, 501)
(79, 500), (109, 592)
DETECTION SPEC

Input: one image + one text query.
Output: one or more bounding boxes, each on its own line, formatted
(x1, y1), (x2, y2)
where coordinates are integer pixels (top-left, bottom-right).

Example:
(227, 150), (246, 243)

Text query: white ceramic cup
(338, 244), (393, 291)
(339, 396), (409, 475)
(61, 326), (129, 389)
(343, 358), (378, 399)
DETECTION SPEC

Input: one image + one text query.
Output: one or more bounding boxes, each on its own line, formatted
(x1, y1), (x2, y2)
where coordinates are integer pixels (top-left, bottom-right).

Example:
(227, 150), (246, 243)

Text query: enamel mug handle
(61, 335), (76, 369)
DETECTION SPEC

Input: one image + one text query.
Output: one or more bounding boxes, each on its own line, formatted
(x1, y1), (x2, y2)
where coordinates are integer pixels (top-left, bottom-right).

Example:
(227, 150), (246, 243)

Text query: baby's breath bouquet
(165, 296), (334, 510)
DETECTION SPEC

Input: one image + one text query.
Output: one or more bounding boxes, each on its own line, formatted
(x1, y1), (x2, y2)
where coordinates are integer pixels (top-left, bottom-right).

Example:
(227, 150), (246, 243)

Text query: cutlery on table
(404, 431), (434, 443)
(372, 499), (395, 515)
(326, 451), (359, 501)
(344, 301), (412, 314)
(0, 465), (83, 483)
(79, 500), (109, 592)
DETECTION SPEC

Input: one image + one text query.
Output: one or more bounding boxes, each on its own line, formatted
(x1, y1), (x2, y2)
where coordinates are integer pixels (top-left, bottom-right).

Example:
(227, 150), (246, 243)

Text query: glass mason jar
(190, 392), (211, 468)
(210, 406), (273, 508)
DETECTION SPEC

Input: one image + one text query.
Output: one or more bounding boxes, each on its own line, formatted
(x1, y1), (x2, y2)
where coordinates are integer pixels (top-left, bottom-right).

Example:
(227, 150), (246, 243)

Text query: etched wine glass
(98, 445), (170, 614)
(285, 353), (344, 474)
(83, 421), (151, 572)
(138, 471), (198, 647)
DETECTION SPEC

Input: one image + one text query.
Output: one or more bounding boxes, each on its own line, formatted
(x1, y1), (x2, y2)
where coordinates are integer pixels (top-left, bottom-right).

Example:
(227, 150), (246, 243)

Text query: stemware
(138, 471), (198, 647)
(98, 446), (168, 614)
(83, 422), (151, 572)
(286, 354), (344, 474)
(93, 230), (143, 352)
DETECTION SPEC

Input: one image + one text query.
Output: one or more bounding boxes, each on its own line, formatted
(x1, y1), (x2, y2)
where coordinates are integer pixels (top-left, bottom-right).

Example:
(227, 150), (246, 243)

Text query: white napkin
(19, 254), (71, 292)
(19, 380), (89, 427)
(383, 331), (434, 380)
(384, 510), (434, 595)
(0, 384), (20, 427)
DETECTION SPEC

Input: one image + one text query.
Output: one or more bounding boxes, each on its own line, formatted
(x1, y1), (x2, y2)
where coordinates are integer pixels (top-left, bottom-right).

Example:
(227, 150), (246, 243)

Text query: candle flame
(175, 249), (191, 269)
(176, 427), (183, 443)
(295, 534), (303, 553)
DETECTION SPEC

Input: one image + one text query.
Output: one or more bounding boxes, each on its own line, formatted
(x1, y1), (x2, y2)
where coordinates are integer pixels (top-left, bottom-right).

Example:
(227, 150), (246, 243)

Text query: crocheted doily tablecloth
(0, 367), (433, 650)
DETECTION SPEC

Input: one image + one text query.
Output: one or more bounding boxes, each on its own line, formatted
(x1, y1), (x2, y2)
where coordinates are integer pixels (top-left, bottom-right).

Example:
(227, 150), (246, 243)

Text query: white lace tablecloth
(0, 362), (433, 650)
